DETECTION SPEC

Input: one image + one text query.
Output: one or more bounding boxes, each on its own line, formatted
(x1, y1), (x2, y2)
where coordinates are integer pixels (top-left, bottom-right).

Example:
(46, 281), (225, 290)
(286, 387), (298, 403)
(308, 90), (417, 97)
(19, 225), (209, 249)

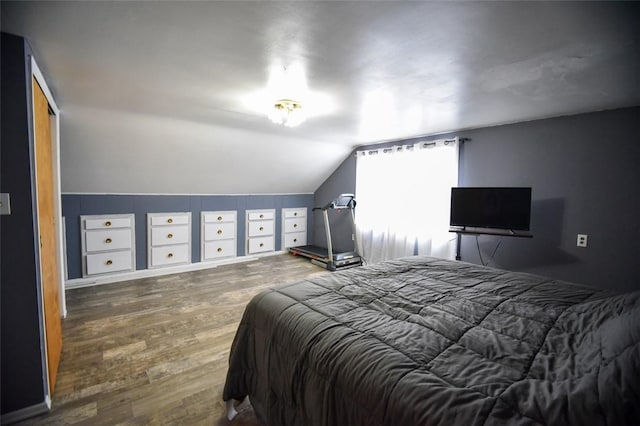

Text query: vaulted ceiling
(3, 1), (638, 194)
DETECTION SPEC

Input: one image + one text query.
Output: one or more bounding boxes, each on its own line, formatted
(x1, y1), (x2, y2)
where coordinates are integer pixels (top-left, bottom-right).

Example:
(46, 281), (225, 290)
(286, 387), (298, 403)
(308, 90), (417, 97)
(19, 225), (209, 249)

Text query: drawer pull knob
(294, 212), (297, 216)
(168, 253), (174, 258)
(259, 214), (264, 218)
(293, 238), (297, 242)
(105, 238), (112, 243)
(106, 260), (113, 265)
(105, 221), (112, 227)
(217, 230), (223, 235)
(259, 226), (264, 231)
(167, 218), (173, 224)
(217, 216), (223, 221)
(259, 243), (264, 247)
(167, 233), (173, 239)
(293, 224), (298, 228)
(217, 247), (223, 252)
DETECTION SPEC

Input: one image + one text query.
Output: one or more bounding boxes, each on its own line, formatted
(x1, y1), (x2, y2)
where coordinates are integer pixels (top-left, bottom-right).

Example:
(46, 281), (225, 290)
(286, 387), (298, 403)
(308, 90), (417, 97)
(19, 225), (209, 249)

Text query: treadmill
(289, 194), (362, 271)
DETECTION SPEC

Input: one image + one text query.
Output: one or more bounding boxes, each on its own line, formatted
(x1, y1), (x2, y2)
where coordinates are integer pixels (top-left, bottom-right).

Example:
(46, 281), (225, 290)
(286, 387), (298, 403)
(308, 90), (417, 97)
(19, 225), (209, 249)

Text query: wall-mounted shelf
(450, 227), (533, 261)
(449, 227), (533, 238)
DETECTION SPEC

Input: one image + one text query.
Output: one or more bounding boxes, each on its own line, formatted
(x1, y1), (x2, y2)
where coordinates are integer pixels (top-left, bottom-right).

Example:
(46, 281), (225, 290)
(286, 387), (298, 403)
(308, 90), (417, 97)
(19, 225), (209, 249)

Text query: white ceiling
(3, 1), (639, 194)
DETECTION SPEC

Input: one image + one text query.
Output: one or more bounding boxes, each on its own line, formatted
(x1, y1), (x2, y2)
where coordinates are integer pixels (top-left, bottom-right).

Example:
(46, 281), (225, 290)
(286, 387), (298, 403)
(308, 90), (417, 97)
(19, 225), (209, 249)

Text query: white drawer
(151, 225), (189, 246)
(203, 212), (235, 223)
(248, 211), (274, 221)
(203, 239), (236, 259)
(150, 244), (189, 266)
(284, 217), (306, 233)
(86, 250), (132, 275)
(204, 222), (235, 241)
(85, 216), (131, 230)
(284, 208), (306, 219)
(150, 214), (189, 226)
(248, 236), (274, 254)
(284, 231), (307, 248)
(85, 229), (132, 253)
(248, 220), (274, 237)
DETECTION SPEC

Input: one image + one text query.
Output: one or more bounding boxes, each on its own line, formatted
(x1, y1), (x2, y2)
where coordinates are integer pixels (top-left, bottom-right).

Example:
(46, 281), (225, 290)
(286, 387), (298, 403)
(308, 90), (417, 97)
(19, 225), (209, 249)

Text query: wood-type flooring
(18, 254), (328, 425)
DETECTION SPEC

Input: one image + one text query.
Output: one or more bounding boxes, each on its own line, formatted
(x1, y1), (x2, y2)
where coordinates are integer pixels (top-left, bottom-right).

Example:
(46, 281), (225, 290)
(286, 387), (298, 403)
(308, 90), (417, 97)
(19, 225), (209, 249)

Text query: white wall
(60, 105), (351, 194)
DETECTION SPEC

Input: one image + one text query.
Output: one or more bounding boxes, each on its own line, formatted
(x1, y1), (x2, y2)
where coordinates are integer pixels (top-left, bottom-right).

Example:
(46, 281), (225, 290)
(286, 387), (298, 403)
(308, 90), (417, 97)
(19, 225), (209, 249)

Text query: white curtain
(355, 138), (459, 263)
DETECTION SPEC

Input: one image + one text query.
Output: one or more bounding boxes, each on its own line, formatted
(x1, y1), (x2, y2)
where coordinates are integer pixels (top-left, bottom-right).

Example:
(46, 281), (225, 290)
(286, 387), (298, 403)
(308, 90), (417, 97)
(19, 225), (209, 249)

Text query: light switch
(0, 193), (10, 215)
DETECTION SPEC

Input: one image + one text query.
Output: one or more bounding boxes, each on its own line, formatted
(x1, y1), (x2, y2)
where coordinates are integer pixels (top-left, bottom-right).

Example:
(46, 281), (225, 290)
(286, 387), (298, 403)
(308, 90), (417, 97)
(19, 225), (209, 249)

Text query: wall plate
(0, 193), (11, 215)
(577, 234), (588, 247)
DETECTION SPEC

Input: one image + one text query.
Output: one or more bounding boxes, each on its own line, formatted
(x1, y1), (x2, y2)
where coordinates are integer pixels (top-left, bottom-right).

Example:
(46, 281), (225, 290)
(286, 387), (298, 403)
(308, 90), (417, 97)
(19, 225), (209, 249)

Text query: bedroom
(1, 1), (639, 424)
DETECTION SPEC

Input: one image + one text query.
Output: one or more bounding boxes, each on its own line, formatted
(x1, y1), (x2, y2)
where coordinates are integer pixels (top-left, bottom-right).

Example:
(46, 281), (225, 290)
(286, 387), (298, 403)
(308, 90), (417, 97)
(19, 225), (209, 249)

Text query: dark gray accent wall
(314, 107), (640, 292)
(62, 193), (314, 279)
(312, 155), (357, 253)
(1, 33), (47, 414)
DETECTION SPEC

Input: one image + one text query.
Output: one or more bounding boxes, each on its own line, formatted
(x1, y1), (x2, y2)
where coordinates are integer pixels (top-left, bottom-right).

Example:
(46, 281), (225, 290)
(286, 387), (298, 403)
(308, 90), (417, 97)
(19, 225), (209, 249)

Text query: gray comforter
(223, 256), (640, 425)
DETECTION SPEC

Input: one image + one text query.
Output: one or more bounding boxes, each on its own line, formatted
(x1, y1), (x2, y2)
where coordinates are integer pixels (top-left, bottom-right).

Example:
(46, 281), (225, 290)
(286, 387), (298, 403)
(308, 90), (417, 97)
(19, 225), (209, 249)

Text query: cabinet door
(204, 239), (236, 259)
(204, 222), (235, 241)
(248, 211), (274, 221)
(203, 212), (235, 223)
(86, 250), (133, 275)
(284, 217), (306, 233)
(151, 245), (190, 266)
(150, 214), (189, 226)
(85, 216), (132, 230)
(248, 236), (274, 253)
(151, 225), (189, 246)
(284, 208), (306, 219)
(248, 220), (274, 237)
(284, 232), (307, 248)
(85, 229), (132, 252)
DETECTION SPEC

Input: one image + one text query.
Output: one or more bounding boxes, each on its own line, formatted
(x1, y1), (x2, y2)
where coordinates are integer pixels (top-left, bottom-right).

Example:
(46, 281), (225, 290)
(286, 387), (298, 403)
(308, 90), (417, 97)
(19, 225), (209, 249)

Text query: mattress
(223, 256), (640, 425)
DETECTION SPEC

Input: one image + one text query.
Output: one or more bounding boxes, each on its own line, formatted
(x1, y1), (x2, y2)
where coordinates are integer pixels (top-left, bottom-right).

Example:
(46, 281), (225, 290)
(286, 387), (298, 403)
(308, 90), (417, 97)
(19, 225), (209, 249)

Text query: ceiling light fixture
(269, 98), (305, 127)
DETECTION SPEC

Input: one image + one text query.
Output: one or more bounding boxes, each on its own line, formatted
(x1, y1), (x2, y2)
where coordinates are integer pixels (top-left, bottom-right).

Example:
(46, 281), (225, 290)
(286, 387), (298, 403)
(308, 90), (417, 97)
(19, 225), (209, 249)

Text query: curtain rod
(355, 136), (470, 156)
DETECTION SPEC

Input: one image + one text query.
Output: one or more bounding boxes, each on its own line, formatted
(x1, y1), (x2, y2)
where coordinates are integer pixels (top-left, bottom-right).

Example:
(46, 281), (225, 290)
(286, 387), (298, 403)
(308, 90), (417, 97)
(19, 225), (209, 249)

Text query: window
(355, 138), (458, 263)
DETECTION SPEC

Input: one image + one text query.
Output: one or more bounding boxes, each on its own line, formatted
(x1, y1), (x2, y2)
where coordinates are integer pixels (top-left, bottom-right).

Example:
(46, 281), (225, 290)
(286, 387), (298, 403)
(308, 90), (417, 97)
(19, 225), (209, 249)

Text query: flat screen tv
(450, 187), (532, 231)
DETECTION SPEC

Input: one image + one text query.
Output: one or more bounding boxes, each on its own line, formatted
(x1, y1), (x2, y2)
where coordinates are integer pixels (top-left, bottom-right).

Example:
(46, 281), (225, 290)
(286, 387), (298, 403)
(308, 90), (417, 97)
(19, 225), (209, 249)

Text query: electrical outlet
(577, 234), (588, 247)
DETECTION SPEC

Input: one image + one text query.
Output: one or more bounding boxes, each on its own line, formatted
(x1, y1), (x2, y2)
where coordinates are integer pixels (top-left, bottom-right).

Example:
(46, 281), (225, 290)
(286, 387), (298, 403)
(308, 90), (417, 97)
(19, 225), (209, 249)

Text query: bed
(223, 256), (640, 425)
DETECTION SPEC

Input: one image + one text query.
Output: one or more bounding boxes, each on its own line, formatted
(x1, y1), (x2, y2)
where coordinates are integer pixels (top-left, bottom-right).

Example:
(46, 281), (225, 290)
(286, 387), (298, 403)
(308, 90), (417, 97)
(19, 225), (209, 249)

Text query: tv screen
(450, 187), (532, 231)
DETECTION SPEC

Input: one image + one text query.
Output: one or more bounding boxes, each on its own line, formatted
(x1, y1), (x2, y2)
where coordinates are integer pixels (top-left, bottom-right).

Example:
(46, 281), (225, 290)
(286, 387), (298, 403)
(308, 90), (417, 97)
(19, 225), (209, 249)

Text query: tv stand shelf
(450, 228), (533, 261)
(449, 228), (533, 238)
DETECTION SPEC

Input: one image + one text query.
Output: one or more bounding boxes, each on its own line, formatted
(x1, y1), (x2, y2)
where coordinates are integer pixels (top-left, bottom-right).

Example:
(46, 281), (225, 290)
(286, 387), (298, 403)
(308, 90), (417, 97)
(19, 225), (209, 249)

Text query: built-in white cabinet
(282, 207), (307, 249)
(81, 214), (136, 277)
(147, 212), (192, 268)
(201, 211), (237, 261)
(246, 209), (275, 254)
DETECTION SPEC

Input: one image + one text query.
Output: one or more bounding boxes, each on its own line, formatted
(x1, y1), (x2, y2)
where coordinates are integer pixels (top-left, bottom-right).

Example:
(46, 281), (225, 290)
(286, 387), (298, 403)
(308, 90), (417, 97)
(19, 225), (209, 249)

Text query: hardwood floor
(20, 254), (328, 425)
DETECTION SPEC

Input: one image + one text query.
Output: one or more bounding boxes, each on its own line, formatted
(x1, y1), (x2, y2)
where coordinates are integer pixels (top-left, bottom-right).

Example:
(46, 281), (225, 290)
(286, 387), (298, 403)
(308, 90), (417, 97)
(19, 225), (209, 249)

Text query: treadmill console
(330, 194), (356, 210)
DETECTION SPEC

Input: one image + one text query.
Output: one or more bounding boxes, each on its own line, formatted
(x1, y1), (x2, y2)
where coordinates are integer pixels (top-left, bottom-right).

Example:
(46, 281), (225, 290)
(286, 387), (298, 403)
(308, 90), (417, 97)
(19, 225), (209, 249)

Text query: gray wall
(314, 107), (640, 292)
(62, 193), (314, 279)
(312, 157), (357, 253)
(1, 33), (47, 415)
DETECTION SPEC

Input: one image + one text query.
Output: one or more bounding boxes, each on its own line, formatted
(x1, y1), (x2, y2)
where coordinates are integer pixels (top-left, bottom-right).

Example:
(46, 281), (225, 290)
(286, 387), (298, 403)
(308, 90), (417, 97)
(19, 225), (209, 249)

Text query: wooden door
(33, 77), (62, 393)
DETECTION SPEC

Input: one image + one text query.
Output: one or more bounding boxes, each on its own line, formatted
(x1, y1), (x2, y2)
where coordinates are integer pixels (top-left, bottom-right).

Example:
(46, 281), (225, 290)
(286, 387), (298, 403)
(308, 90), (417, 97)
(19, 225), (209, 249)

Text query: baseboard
(1, 396), (50, 425)
(65, 251), (288, 289)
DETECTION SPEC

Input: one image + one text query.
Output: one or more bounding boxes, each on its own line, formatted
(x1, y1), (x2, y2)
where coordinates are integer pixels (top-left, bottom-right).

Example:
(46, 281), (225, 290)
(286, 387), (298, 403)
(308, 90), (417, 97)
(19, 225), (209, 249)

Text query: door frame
(30, 56), (66, 404)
